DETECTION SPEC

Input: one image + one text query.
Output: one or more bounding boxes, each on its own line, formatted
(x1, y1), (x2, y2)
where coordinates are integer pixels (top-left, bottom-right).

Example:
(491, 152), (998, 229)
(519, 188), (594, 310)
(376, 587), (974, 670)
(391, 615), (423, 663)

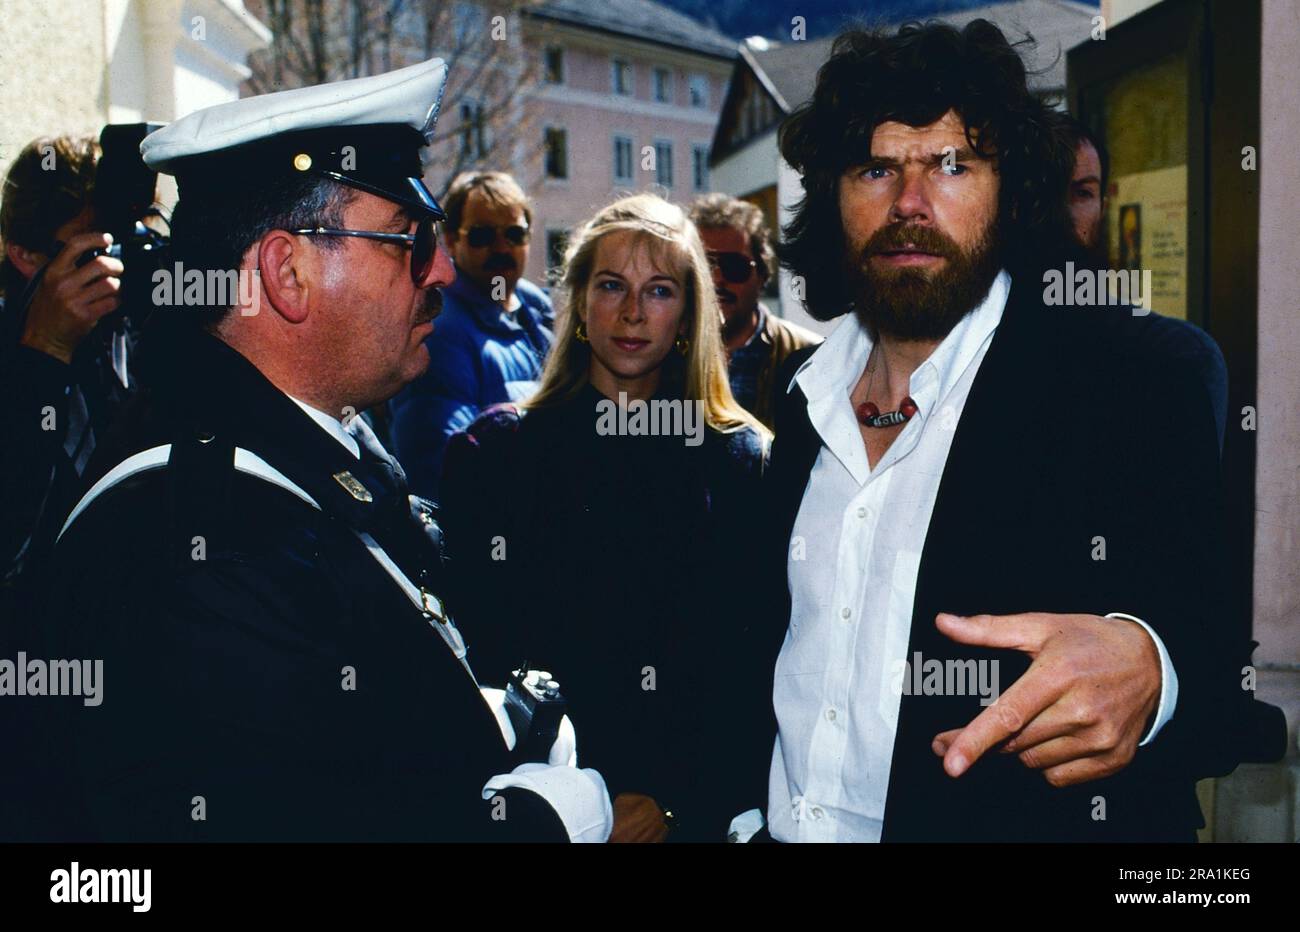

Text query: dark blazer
(8, 317), (567, 842)
(764, 280), (1275, 841)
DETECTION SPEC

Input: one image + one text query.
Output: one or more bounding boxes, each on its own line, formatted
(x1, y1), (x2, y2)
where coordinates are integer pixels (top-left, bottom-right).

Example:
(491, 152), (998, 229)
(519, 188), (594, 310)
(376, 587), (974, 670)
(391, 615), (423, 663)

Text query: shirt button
(857, 506), (868, 519)
(840, 606), (852, 620)
(825, 708), (837, 722)
(811, 806), (825, 821)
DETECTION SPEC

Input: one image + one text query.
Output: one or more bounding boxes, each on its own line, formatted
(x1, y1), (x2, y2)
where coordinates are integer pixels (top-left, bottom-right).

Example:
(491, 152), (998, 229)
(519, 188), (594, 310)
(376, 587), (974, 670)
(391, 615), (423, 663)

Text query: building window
(612, 58), (632, 96)
(460, 101), (488, 160)
(654, 139), (673, 187)
(544, 127), (568, 179)
(613, 134), (634, 184)
(653, 67), (672, 103)
(688, 74), (709, 108)
(453, 1), (481, 47)
(692, 144), (709, 192)
(546, 229), (570, 274)
(544, 46), (564, 84)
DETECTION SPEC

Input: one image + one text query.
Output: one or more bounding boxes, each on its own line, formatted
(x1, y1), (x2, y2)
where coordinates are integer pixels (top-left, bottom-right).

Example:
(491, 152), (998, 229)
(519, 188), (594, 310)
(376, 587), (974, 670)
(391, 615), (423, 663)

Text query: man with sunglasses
(391, 170), (554, 500)
(689, 194), (819, 432)
(21, 60), (612, 843)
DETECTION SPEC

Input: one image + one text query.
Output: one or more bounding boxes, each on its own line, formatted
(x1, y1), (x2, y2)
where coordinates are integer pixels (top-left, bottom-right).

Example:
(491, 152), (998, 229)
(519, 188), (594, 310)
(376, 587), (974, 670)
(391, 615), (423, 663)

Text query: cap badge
(332, 470), (373, 502)
(293, 152), (313, 171)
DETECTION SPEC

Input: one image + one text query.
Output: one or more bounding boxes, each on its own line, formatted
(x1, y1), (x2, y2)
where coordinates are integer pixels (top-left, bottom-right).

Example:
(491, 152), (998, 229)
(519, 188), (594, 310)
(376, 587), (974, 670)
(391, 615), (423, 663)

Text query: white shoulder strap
(59, 445), (315, 539)
(57, 444), (471, 674)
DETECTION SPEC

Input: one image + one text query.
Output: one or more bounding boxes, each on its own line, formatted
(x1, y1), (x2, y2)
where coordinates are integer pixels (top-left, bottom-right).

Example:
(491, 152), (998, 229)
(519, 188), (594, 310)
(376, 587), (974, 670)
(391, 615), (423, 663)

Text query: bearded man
(755, 20), (1266, 842)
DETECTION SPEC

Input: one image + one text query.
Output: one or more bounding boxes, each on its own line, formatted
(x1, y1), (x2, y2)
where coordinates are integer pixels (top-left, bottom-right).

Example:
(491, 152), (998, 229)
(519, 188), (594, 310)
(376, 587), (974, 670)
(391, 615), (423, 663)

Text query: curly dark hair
(778, 19), (1078, 320)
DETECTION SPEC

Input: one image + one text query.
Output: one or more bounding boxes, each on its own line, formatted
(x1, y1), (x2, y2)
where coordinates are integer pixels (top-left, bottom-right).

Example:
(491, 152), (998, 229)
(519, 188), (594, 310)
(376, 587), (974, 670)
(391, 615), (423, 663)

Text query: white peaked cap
(141, 57), (449, 174)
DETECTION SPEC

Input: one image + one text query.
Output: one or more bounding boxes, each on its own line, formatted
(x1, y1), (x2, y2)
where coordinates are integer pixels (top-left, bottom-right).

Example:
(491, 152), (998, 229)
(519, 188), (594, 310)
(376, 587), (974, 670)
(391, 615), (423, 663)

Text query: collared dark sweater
(441, 383), (774, 841)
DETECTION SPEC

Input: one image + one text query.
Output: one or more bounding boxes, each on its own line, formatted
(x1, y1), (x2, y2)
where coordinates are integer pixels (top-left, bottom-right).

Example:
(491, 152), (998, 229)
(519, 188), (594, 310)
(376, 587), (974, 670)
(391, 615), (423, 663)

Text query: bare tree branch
(241, 1), (540, 195)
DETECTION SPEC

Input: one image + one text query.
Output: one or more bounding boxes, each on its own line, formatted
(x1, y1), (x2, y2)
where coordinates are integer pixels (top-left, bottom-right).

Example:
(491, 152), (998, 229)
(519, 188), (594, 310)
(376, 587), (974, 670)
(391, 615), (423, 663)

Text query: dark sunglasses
(291, 217), (438, 285)
(462, 224), (530, 248)
(707, 250), (757, 284)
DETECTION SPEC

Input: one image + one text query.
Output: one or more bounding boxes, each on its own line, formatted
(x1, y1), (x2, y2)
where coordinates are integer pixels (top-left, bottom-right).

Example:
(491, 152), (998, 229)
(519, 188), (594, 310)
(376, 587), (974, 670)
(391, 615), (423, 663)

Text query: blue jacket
(390, 273), (554, 500)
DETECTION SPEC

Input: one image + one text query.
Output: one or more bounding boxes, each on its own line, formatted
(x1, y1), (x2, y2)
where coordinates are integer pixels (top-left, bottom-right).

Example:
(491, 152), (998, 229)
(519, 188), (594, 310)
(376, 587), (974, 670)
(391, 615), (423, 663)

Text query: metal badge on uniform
(409, 495), (446, 557)
(332, 470), (373, 502)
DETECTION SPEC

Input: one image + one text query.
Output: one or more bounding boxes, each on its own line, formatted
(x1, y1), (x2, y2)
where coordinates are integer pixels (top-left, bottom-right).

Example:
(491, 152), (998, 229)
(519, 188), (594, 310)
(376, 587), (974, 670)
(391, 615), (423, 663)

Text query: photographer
(0, 135), (133, 610)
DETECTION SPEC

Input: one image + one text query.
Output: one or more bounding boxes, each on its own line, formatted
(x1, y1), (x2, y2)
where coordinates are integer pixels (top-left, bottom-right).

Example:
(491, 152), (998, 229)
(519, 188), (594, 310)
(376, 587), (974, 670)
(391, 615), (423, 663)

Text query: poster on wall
(1108, 164), (1189, 319)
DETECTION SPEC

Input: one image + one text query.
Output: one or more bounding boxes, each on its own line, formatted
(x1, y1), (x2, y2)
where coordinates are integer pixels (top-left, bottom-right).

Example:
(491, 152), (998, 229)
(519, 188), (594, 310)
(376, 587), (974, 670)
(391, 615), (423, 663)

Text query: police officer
(24, 59), (611, 842)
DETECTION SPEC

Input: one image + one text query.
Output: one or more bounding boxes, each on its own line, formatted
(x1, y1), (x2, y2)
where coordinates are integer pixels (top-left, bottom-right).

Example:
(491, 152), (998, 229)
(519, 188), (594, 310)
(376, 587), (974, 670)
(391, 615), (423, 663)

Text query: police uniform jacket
(27, 315), (570, 841)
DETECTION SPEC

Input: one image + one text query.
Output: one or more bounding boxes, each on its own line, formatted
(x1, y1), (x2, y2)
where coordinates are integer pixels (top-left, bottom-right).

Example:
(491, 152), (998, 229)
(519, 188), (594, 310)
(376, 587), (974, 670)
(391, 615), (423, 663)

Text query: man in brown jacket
(690, 195), (820, 431)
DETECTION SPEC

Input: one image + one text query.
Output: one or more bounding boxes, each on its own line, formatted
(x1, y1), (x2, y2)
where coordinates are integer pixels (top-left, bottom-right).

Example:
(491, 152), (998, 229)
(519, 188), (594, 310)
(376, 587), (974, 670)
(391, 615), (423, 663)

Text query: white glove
(483, 763), (613, 843)
(479, 686), (608, 841)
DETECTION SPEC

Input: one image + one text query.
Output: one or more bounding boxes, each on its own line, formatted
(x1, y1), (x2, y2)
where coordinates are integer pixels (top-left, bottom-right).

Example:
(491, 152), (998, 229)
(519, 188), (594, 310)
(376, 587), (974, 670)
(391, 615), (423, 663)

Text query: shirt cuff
(1106, 612), (1179, 745)
(728, 808), (764, 843)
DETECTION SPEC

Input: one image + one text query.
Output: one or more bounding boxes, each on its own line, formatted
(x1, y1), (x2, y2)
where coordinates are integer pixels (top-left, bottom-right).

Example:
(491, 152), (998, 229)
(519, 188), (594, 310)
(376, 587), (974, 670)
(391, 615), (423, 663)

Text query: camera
(74, 123), (170, 326)
(504, 666), (567, 764)
(11, 123), (171, 328)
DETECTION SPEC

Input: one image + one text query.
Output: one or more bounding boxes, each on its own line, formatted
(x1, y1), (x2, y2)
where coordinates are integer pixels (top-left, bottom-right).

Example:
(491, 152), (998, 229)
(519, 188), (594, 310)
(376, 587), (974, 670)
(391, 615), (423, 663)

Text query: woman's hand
(609, 792), (669, 843)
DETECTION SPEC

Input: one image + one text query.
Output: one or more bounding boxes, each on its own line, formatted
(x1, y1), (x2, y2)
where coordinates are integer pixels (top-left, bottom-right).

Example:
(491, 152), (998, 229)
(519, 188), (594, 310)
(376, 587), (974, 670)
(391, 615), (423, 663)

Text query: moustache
(864, 224), (960, 260)
(484, 253), (517, 271)
(415, 287), (443, 324)
(714, 286), (737, 303)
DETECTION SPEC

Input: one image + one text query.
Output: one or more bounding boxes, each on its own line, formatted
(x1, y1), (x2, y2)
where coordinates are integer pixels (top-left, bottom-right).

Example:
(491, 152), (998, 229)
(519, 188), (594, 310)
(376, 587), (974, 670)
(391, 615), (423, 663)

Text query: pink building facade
(516, 4), (735, 286)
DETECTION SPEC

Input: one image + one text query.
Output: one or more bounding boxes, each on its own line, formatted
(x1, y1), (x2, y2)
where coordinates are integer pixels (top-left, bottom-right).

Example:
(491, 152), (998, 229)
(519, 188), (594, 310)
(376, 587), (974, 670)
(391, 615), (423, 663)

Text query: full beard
(845, 218), (1002, 343)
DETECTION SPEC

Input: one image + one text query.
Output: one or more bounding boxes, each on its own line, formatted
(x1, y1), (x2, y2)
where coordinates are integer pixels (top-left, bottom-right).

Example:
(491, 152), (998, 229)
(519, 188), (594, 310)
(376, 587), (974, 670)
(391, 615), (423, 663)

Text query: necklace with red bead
(855, 347), (919, 428)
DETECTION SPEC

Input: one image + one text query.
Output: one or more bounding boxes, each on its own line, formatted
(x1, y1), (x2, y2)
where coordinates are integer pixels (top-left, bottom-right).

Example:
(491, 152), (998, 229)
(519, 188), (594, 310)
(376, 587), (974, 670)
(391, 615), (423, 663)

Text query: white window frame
(459, 98), (490, 161)
(612, 58), (632, 96)
(546, 228), (570, 273)
(691, 143), (710, 192)
(544, 45), (565, 85)
(613, 133), (635, 185)
(543, 125), (569, 180)
(688, 73), (709, 108)
(653, 66), (673, 103)
(654, 138), (674, 188)
(452, 1), (480, 48)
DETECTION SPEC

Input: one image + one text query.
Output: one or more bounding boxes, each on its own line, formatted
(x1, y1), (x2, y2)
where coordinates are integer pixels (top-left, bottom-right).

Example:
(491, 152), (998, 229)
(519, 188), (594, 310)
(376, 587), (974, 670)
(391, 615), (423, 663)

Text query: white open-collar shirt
(288, 396), (361, 458)
(767, 270), (1175, 843)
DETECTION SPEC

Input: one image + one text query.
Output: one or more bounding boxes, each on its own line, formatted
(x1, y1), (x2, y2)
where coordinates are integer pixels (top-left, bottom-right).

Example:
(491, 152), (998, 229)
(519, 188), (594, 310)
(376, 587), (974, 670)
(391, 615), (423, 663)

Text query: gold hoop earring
(575, 321), (589, 343)
(674, 336), (690, 356)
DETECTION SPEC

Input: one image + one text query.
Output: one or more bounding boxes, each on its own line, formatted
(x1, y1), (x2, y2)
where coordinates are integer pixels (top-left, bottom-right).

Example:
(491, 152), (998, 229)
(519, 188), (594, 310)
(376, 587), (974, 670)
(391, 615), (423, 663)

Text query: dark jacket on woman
(441, 382), (773, 841)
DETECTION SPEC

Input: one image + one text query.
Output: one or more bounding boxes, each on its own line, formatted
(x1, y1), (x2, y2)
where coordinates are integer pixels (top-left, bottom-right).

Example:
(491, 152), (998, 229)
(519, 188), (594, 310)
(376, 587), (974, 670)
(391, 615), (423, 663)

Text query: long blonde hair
(527, 193), (769, 442)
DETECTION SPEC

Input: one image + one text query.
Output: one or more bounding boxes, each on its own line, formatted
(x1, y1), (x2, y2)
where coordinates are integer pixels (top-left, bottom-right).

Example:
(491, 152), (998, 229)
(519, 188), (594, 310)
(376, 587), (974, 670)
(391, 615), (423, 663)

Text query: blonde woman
(441, 194), (774, 842)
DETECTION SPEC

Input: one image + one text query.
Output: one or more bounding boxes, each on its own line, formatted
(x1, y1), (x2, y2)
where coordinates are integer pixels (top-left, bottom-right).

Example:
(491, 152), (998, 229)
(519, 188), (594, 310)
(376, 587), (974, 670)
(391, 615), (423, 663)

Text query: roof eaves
(523, 6), (737, 60)
(740, 43), (792, 113)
